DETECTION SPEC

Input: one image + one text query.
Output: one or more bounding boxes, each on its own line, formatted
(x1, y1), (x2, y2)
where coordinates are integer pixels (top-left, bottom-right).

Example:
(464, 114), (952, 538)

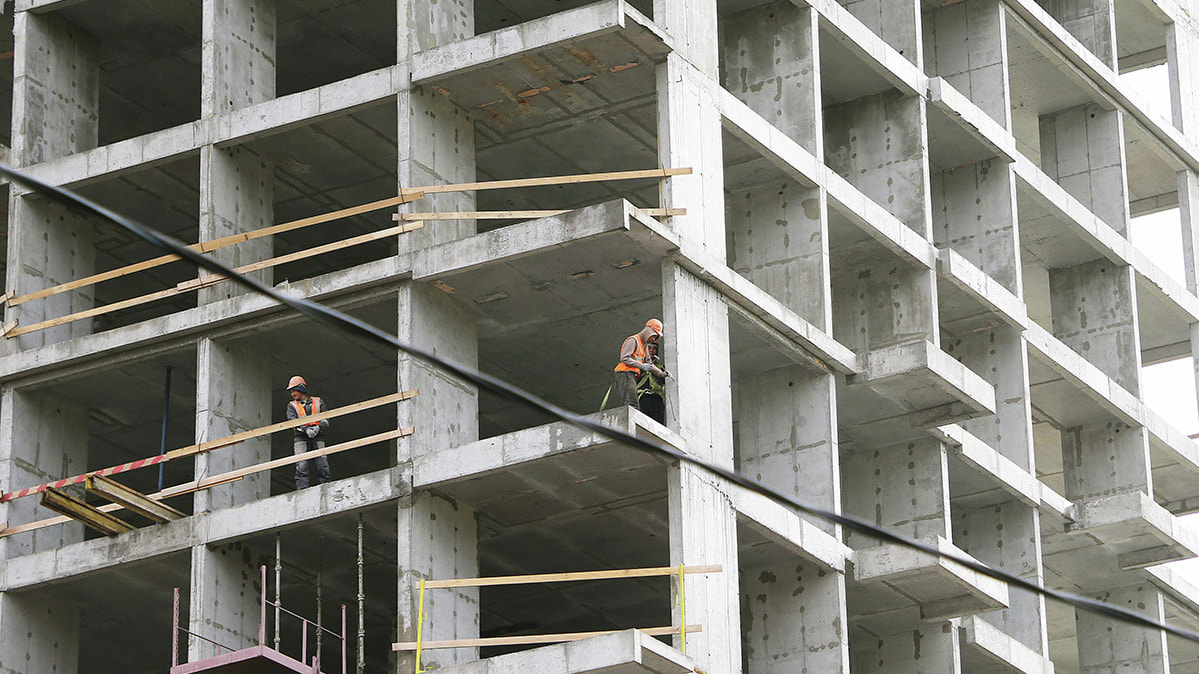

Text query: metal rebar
(157, 366), (172, 491)
(275, 533), (282, 651)
(172, 587), (180, 667)
(357, 513), (365, 674)
(316, 540), (323, 666)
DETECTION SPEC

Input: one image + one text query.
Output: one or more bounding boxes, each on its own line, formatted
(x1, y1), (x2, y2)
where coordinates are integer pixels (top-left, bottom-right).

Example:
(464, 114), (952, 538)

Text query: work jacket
(614, 334), (648, 374)
(287, 396), (329, 438)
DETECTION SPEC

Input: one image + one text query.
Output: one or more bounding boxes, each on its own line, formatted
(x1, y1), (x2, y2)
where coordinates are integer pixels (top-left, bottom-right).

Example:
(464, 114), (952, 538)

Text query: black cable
(3, 162), (1198, 646)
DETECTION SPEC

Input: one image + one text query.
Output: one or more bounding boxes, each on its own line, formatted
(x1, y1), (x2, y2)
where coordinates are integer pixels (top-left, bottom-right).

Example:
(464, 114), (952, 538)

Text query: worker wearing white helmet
(285, 375), (332, 489)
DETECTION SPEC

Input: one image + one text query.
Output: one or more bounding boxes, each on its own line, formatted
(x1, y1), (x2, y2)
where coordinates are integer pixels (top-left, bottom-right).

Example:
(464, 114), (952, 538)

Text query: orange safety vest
(614, 335), (646, 374)
(291, 396), (324, 427)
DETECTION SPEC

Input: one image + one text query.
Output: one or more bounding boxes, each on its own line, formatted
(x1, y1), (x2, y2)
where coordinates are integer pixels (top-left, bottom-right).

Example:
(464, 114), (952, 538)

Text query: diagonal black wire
(3, 162), (1198, 645)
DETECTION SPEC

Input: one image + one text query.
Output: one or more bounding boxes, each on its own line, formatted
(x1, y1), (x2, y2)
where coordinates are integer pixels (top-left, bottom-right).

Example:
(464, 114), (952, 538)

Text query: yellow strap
(415, 578), (426, 674)
(678, 564), (687, 655)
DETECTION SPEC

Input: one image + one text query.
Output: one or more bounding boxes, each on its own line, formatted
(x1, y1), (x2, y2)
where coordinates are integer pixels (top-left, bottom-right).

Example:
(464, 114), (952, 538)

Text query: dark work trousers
(638, 392), (665, 425)
(612, 371), (640, 409)
(294, 436), (331, 489)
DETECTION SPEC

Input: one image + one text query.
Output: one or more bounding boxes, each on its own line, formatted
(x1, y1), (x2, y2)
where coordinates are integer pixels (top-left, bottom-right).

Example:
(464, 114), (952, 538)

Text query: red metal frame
(172, 565), (348, 674)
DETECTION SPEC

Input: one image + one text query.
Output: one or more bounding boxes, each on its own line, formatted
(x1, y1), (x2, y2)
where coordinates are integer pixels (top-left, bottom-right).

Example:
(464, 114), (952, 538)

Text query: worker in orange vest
(605, 318), (669, 411)
(285, 375), (331, 489)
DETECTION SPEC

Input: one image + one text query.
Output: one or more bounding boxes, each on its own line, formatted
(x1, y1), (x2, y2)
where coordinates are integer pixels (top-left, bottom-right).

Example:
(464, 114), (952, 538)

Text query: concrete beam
(730, 483), (851, 573)
(931, 424), (1074, 521)
(936, 248), (1029, 330)
(854, 535), (1010, 621)
(0, 466), (407, 591)
(959, 615), (1057, 673)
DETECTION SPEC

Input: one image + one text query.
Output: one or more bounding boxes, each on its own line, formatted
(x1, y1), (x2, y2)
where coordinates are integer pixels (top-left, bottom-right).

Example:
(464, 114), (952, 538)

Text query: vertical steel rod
(341, 604), (348, 674)
(357, 513), (365, 674)
(316, 541), (323, 666)
(259, 565), (267, 646)
(172, 587), (180, 667)
(275, 534), (282, 651)
(302, 620), (309, 664)
(157, 366), (172, 491)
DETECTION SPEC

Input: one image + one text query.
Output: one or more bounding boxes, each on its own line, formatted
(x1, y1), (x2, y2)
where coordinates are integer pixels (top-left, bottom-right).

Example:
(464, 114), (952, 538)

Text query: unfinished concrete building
(1, 0), (1199, 671)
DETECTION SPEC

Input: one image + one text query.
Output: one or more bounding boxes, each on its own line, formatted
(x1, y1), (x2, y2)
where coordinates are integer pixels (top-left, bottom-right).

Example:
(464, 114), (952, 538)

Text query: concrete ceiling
(55, 0), (203, 147)
(276, 0), (396, 98)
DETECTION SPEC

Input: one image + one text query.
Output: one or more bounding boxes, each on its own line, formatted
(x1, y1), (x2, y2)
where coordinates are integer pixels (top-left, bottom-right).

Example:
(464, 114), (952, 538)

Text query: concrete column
(657, 55), (725, 257)
(396, 282), (477, 460)
(837, 0), (922, 68)
(394, 282), (479, 670)
(5, 197), (97, 349)
(0, 388), (88, 560)
(949, 327), (1034, 469)
(669, 464), (740, 672)
(0, 590), (80, 674)
(11, 11), (99, 166)
(831, 260), (939, 352)
(736, 366), (838, 533)
(1167, 14), (1199, 135)
(653, 0), (718, 76)
(397, 0), (475, 250)
(660, 259), (739, 670)
(1050, 260), (1151, 500)
(841, 438), (950, 546)
(1061, 420), (1152, 499)
(727, 181), (830, 328)
(396, 491), (479, 671)
(202, 0), (276, 116)
(741, 557), (849, 673)
(198, 145), (275, 303)
(932, 160), (1021, 296)
(825, 92), (933, 237)
(188, 541), (262, 660)
(193, 337), (271, 512)
(953, 502), (1048, 653)
(1049, 259), (1141, 393)
(1039, 104), (1130, 235)
(850, 626), (962, 673)
(1076, 584), (1169, 674)
(925, 0), (1011, 129)
(1036, 0), (1117, 68)
(721, 1), (821, 154)
(662, 260), (733, 462)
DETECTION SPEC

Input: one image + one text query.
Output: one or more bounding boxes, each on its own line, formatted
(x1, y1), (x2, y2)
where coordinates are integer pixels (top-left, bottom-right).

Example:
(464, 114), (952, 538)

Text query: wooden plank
(178, 223), (423, 291)
(395, 210), (569, 221)
(40, 487), (135, 536)
(416, 167), (692, 194)
(424, 564), (723, 589)
(7, 222), (424, 337)
(393, 208), (685, 222)
(4, 191), (428, 308)
(0, 389), (417, 503)
(393, 624), (701, 651)
(0, 476), (244, 539)
(84, 474), (187, 523)
(4, 167), (690, 310)
(1, 427), (412, 539)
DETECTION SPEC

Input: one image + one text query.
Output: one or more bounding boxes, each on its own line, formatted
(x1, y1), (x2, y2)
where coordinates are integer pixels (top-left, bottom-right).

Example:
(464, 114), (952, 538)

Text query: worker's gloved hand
(650, 366), (666, 378)
(660, 369), (671, 378)
(305, 426), (319, 439)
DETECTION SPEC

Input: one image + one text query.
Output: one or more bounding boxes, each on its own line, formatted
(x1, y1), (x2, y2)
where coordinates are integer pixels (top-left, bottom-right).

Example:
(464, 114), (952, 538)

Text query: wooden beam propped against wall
(85, 474), (186, 524)
(40, 487), (135, 536)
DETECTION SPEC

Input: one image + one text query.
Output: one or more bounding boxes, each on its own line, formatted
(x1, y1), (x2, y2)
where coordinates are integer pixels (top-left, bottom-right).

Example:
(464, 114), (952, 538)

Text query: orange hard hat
(285, 375), (307, 392)
(646, 318), (663, 337)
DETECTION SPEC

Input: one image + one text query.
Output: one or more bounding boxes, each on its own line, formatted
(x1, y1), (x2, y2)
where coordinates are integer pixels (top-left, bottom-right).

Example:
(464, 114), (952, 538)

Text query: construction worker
(285, 376), (331, 489)
(606, 318), (669, 411)
(637, 339), (667, 424)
